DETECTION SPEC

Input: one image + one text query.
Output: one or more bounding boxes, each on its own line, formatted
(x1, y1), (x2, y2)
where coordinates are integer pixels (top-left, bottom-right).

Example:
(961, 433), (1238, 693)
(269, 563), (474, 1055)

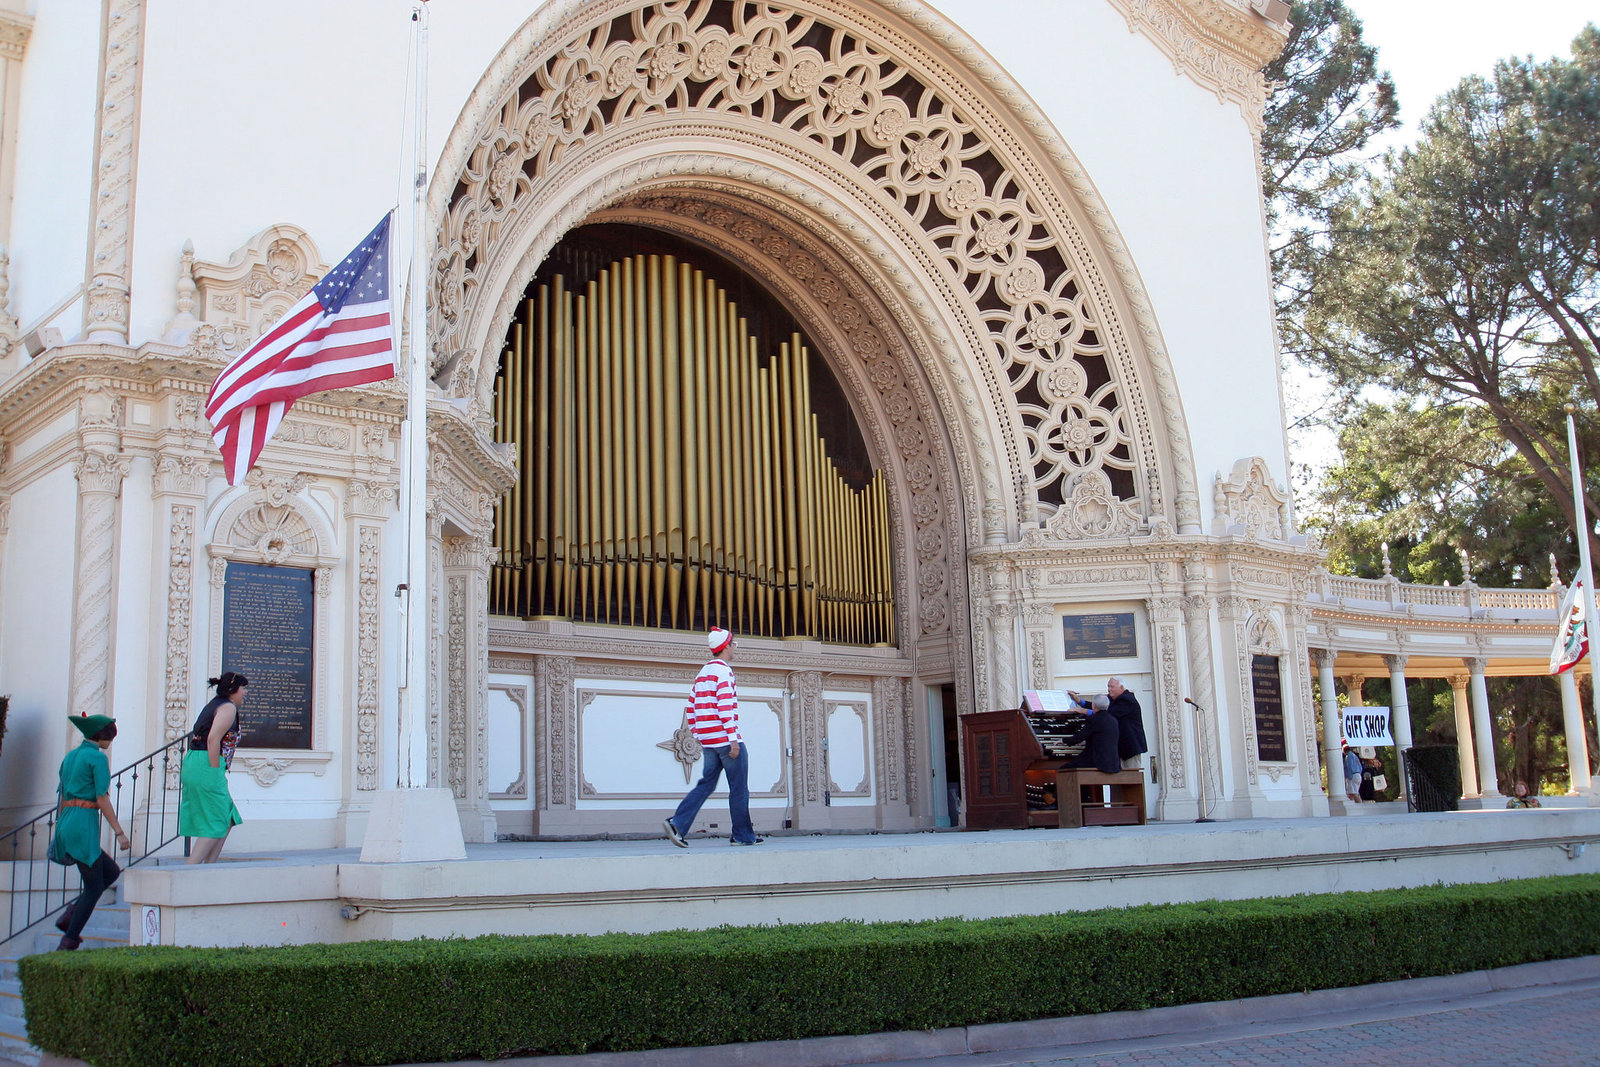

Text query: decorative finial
(164, 239), (200, 340)
(1381, 541), (1393, 578)
(1552, 553), (1562, 588)
(1459, 547), (1472, 584)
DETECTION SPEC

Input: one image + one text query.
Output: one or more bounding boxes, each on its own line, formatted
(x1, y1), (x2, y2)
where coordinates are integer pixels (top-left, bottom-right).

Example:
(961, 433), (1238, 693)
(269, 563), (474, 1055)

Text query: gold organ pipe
(645, 256), (666, 626)
(582, 282), (601, 621)
(624, 256), (645, 625)
(777, 346), (800, 633)
(691, 268), (712, 628)
(731, 309), (753, 633)
(533, 294), (550, 615)
(753, 358), (774, 635)
(708, 281), (729, 628)
(680, 266), (700, 630)
(795, 339), (819, 638)
(662, 258), (684, 627)
(596, 269), (616, 623)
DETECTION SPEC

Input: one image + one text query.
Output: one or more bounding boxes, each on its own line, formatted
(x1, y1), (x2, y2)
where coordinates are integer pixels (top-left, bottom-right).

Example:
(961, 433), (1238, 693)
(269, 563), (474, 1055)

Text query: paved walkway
(896, 976), (1600, 1065)
(448, 957), (1600, 1067)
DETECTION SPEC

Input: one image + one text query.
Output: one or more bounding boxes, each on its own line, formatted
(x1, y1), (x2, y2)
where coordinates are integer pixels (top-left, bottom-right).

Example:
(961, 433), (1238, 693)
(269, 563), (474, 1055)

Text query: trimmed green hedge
(22, 875), (1600, 1066)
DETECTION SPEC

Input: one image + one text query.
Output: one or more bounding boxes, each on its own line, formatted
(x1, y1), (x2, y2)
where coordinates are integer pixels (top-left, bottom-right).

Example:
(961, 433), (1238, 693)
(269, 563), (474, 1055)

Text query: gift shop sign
(1343, 707), (1394, 747)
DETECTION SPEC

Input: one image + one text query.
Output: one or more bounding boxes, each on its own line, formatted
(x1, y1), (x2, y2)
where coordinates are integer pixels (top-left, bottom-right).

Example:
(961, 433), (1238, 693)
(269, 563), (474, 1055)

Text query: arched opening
(489, 222), (895, 646)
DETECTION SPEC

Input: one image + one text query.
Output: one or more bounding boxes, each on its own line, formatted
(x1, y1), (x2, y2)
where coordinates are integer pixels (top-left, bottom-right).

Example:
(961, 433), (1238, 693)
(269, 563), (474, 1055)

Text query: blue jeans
(668, 744), (756, 843)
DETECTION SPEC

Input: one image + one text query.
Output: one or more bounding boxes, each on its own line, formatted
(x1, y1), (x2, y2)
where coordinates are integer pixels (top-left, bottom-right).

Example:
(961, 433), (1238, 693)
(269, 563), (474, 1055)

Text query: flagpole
(398, 0), (431, 790)
(1563, 403), (1595, 792)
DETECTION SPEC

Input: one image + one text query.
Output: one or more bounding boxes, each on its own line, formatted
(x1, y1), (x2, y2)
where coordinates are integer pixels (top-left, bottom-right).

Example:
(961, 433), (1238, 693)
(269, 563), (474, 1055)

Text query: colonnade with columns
(1312, 650), (1594, 806)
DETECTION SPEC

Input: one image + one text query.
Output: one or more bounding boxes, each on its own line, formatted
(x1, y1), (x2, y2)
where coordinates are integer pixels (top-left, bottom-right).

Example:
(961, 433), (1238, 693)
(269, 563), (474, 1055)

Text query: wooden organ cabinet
(959, 708), (1086, 829)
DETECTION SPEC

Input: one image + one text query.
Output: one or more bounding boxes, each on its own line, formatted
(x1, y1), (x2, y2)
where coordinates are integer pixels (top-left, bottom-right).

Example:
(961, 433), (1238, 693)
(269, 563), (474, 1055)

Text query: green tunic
(56, 741), (109, 866)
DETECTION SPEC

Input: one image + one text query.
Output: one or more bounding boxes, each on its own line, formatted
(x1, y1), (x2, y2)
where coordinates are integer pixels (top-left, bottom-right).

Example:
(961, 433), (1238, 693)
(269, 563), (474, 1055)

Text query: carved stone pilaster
(160, 504), (195, 785)
(82, 0), (144, 342)
(68, 447), (130, 723)
(354, 525), (382, 789)
(795, 671), (824, 805)
(543, 654), (574, 807)
(445, 571), (468, 800)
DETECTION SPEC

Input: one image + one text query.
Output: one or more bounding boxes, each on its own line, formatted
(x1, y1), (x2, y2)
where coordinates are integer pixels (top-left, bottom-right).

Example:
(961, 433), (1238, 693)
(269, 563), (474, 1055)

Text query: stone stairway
(0, 886), (127, 1065)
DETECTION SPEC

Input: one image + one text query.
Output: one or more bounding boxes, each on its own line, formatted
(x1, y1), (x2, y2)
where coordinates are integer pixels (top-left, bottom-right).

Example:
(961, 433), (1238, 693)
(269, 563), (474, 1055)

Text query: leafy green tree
(1261, 0), (1399, 362)
(1303, 27), (1600, 562)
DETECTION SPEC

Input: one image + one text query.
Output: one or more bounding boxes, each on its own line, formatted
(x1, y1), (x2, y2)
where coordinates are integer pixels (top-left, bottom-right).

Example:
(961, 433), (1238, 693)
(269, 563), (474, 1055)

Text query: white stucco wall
(127, 0), (534, 348)
(927, 0), (1289, 519)
(7, 0), (100, 338)
(0, 465), (78, 815)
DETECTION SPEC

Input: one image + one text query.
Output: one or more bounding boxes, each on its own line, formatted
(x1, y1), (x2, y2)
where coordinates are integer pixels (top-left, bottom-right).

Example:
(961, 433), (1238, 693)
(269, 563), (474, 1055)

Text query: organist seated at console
(1060, 696), (1121, 775)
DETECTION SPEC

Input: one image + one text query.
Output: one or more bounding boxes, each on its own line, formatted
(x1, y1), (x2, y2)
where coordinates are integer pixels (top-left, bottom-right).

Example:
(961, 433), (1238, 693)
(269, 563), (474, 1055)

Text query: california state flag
(1551, 578), (1588, 674)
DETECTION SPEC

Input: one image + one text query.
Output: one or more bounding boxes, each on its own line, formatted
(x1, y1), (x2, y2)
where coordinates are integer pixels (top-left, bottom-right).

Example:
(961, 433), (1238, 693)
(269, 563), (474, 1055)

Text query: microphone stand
(1185, 698), (1215, 823)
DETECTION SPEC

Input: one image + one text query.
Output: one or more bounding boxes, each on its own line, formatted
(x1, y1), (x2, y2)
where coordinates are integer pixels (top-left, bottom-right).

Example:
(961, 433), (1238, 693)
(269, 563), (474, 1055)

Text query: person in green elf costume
(52, 712), (131, 950)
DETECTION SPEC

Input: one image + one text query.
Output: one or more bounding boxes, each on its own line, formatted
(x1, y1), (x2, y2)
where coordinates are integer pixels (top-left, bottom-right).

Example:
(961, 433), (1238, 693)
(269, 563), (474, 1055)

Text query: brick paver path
(900, 979), (1600, 1066)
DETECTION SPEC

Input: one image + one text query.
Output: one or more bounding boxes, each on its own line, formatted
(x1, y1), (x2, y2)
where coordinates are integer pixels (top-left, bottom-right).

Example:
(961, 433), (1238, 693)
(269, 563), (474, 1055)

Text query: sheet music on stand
(1019, 690), (1085, 759)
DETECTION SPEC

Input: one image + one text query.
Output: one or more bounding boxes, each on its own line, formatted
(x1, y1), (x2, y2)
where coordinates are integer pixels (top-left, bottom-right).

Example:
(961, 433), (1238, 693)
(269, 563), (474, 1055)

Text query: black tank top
(189, 696), (235, 751)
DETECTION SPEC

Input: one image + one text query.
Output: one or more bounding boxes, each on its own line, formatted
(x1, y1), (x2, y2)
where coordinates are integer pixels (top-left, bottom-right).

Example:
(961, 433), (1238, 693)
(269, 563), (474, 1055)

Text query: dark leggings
(65, 853), (121, 939)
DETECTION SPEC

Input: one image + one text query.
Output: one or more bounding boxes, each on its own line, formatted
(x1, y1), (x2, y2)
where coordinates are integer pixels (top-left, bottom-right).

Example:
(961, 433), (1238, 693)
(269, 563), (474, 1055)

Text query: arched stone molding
(428, 0), (1203, 545)
(202, 470), (340, 778)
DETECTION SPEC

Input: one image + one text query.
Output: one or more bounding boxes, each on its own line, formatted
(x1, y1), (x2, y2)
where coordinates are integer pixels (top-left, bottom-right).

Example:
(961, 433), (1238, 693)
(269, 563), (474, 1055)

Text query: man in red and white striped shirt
(664, 628), (764, 847)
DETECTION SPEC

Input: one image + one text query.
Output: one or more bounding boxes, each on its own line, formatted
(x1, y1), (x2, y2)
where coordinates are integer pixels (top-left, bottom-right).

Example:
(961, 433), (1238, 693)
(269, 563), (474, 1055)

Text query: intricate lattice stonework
(432, 0), (1199, 540)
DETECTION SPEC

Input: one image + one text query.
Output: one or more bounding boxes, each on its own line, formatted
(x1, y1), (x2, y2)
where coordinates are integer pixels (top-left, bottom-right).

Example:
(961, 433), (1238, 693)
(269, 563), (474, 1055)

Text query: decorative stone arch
(202, 470), (340, 777)
(426, 0), (1202, 548)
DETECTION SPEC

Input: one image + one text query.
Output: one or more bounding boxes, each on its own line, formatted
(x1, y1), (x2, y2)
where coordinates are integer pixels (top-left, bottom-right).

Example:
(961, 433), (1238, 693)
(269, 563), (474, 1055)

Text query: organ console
(959, 705), (1088, 829)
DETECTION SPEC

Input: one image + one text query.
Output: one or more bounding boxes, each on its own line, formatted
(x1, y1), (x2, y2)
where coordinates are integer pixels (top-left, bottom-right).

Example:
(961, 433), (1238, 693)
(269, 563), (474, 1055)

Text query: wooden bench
(1055, 769), (1147, 828)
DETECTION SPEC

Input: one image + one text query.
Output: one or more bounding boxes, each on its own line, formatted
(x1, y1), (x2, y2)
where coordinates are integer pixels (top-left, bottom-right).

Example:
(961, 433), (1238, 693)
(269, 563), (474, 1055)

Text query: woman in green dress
(53, 713), (132, 950)
(178, 672), (246, 863)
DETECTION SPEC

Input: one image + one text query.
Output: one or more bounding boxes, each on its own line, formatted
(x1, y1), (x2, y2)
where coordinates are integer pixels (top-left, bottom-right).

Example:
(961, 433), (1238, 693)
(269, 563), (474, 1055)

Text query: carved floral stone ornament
(1213, 457), (1291, 540)
(430, 0), (1208, 537)
(656, 722), (703, 783)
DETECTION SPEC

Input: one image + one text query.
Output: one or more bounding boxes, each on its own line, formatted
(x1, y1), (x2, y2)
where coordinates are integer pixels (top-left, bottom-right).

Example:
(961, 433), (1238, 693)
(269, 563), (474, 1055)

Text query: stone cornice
(1104, 0), (1290, 130)
(0, 9), (32, 62)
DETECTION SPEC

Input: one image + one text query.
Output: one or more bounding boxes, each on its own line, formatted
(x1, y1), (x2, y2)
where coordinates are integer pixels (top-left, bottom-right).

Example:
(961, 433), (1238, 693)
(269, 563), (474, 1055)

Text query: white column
(1313, 649), (1346, 810)
(1466, 658), (1501, 798)
(1558, 669), (1590, 794)
(1448, 674), (1479, 798)
(1344, 674), (1366, 707)
(1385, 655), (1413, 801)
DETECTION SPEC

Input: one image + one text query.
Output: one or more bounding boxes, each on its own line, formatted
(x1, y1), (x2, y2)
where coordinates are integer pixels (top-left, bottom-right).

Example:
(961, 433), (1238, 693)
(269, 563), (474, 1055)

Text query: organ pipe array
(490, 254), (895, 646)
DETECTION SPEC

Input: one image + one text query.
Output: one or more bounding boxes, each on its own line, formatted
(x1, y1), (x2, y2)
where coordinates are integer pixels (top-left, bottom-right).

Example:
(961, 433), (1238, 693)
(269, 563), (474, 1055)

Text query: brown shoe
(56, 934), (82, 951)
(55, 909), (71, 934)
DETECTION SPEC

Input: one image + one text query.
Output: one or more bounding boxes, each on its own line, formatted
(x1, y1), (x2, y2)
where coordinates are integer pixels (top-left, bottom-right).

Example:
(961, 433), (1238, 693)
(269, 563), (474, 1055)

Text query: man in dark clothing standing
(1105, 677), (1148, 764)
(1062, 696), (1121, 775)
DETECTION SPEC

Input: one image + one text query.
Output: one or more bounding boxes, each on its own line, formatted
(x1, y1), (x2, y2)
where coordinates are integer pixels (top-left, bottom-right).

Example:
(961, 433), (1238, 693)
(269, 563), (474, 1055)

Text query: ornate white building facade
(0, 0), (1370, 848)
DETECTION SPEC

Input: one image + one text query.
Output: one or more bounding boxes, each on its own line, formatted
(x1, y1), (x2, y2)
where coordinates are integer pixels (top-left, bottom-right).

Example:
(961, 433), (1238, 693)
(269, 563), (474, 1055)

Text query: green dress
(56, 741), (109, 866)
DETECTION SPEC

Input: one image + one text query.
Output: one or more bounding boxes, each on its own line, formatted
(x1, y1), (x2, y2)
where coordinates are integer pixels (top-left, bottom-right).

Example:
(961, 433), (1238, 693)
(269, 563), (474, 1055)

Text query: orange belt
(61, 798), (97, 809)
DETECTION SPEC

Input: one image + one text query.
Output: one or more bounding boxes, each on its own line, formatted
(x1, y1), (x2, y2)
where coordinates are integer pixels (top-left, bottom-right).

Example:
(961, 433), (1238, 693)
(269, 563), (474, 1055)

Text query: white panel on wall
(577, 680), (785, 802)
(486, 682), (528, 799)
(826, 698), (872, 801)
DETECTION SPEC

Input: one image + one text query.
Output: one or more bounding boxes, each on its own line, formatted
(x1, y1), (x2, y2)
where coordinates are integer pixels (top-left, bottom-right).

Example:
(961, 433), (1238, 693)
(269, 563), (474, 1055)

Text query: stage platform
(119, 809), (1600, 949)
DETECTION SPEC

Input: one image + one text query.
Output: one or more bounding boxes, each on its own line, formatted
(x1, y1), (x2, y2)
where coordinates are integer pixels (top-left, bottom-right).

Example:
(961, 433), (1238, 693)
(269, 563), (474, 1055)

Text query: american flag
(206, 213), (397, 484)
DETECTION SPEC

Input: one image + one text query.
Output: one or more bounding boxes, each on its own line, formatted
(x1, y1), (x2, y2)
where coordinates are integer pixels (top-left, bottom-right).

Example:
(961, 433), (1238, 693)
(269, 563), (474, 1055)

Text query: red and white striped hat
(708, 627), (733, 654)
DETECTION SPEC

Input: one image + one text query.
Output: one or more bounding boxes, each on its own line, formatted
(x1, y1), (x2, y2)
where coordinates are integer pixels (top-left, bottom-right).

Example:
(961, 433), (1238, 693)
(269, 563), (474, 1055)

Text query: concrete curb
(37, 955), (1600, 1067)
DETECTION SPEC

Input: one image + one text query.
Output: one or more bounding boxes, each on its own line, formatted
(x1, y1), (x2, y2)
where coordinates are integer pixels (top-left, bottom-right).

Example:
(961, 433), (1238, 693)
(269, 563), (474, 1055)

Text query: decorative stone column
(153, 445), (208, 776)
(1556, 667), (1592, 794)
(1021, 603), (1056, 693)
(346, 479), (397, 795)
(1311, 648), (1346, 809)
(790, 670), (829, 830)
(1181, 555), (1220, 814)
(68, 386), (129, 722)
(1466, 658), (1500, 799)
(82, 0), (144, 342)
(441, 534), (497, 841)
(1148, 594), (1191, 813)
(1343, 674), (1366, 707)
(1384, 655), (1413, 802)
(1448, 674), (1480, 798)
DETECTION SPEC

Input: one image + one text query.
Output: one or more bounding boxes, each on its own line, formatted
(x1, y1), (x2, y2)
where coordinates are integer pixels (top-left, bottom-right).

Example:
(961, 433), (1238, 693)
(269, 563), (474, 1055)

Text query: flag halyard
(206, 213), (396, 484)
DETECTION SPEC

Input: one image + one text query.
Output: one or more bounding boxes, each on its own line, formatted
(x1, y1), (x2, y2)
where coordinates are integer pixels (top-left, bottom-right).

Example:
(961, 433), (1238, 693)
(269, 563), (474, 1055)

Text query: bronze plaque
(1251, 654), (1287, 762)
(1062, 612), (1137, 660)
(222, 562), (315, 750)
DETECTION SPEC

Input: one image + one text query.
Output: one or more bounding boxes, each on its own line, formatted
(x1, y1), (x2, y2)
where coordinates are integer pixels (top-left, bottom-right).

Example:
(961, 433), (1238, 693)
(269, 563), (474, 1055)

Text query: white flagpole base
(359, 788), (467, 862)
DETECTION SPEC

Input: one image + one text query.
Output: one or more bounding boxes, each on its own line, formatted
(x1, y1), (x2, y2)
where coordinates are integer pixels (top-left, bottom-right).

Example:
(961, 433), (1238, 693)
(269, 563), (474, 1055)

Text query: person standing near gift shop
(663, 628), (764, 847)
(52, 713), (132, 950)
(179, 672), (246, 863)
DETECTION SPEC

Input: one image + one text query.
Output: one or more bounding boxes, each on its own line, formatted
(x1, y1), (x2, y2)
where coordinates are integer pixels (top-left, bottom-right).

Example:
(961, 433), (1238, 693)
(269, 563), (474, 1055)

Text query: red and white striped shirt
(685, 658), (742, 748)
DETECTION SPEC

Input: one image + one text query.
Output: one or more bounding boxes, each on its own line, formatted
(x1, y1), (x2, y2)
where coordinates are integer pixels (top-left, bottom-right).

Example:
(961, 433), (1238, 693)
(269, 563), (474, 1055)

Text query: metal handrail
(3, 736), (187, 947)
